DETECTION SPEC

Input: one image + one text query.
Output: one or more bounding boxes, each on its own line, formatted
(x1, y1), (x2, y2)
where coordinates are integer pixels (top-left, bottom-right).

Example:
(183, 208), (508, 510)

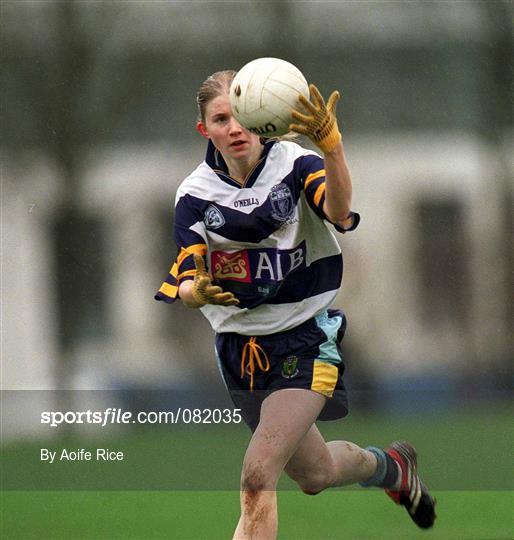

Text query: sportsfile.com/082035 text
(40, 408), (243, 427)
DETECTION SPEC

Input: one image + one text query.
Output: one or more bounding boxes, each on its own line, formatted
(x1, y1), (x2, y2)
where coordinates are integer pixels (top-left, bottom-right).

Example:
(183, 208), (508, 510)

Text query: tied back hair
(196, 70), (236, 123)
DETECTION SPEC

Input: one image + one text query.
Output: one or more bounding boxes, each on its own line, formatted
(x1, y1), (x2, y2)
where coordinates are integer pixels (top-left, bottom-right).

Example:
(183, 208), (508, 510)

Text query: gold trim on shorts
(311, 360), (338, 398)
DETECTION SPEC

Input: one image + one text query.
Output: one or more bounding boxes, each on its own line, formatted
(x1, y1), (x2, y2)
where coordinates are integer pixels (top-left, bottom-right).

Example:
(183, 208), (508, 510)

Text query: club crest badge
(281, 355), (299, 379)
(269, 183), (294, 222)
(204, 204), (225, 229)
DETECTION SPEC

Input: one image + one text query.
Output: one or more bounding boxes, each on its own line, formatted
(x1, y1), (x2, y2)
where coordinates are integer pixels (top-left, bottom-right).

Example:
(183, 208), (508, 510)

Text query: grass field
(2, 491), (512, 539)
(2, 403), (512, 539)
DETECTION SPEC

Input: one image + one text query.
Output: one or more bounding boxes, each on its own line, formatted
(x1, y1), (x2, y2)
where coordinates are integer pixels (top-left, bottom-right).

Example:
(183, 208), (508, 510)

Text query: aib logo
(212, 251), (250, 282)
(210, 241), (306, 284)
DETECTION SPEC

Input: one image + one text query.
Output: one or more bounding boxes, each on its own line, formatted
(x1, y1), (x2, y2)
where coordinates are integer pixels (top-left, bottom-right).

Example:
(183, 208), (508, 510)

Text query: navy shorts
(215, 309), (349, 432)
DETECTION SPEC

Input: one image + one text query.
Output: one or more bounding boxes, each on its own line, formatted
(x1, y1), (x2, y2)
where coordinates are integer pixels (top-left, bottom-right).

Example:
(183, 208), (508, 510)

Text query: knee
(286, 465), (334, 496)
(299, 470), (333, 495)
(303, 489), (321, 496)
(241, 460), (274, 493)
(298, 482), (320, 496)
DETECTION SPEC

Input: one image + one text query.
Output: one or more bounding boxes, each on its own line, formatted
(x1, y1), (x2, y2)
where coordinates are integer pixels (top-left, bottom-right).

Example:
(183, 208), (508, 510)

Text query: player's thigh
(243, 388), (326, 474)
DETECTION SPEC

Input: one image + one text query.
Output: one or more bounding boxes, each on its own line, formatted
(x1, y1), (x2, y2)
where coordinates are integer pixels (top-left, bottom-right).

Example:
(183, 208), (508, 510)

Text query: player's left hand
(191, 254), (240, 307)
(289, 84), (342, 154)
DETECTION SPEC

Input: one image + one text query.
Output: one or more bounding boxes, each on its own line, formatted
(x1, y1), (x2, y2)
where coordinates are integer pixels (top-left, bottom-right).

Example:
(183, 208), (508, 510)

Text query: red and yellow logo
(211, 250), (251, 282)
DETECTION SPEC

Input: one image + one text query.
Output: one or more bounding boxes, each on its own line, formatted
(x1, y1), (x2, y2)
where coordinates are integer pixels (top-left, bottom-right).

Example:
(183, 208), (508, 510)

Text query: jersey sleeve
(155, 194), (207, 304)
(299, 154), (360, 233)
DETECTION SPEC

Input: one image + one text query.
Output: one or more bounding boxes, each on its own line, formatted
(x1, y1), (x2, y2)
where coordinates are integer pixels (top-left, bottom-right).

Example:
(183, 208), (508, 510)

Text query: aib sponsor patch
(269, 183), (294, 222)
(204, 204), (225, 229)
(210, 241), (306, 283)
(211, 250), (251, 283)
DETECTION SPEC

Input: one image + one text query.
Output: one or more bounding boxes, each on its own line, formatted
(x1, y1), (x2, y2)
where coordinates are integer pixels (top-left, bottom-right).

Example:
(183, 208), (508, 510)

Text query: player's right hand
(191, 254), (240, 307)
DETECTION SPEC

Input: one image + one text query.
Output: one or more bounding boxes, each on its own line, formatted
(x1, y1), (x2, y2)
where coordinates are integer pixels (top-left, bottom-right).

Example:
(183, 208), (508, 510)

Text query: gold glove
(290, 84), (342, 154)
(191, 254), (239, 307)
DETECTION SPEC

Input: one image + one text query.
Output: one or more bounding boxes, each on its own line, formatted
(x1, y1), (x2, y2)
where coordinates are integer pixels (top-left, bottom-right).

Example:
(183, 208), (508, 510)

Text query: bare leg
(327, 439), (378, 485)
(233, 389), (326, 540)
(285, 424), (378, 494)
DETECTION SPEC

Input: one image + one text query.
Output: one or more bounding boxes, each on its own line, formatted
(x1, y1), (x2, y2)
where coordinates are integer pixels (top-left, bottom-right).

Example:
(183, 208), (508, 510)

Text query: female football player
(156, 70), (436, 539)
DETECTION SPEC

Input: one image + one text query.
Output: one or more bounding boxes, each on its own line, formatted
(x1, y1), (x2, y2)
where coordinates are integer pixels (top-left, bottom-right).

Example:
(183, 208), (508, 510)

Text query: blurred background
(1, 0), (512, 444)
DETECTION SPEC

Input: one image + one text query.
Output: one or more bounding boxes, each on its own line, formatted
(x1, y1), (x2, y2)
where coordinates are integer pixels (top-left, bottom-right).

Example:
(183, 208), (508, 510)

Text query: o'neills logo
(211, 251), (251, 282)
(249, 123), (277, 136)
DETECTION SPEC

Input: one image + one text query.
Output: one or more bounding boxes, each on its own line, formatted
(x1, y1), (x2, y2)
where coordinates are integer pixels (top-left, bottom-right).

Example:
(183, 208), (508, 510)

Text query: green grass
(1, 403), (512, 538)
(1, 491), (512, 539)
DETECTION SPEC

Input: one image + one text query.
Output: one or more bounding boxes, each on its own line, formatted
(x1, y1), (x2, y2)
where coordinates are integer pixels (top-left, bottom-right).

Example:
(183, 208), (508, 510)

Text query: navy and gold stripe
(304, 169), (325, 190)
(313, 183), (326, 207)
(301, 159), (327, 219)
(157, 282), (178, 299)
(155, 243), (207, 303)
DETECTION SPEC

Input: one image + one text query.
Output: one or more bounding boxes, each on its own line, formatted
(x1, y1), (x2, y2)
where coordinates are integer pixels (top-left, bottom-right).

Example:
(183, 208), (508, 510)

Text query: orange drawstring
(240, 337), (270, 391)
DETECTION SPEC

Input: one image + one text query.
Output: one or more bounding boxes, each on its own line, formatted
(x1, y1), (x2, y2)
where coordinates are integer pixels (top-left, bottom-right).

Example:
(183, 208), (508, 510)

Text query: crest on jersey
(269, 183), (294, 222)
(204, 204), (225, 229)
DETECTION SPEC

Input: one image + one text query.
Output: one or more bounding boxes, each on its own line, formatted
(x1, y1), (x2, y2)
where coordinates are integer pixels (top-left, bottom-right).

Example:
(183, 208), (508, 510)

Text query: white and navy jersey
(155, 139), (359, 336)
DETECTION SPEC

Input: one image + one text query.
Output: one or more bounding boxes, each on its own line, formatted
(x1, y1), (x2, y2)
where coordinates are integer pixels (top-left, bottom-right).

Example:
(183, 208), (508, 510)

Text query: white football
(229, 57), (309, 138)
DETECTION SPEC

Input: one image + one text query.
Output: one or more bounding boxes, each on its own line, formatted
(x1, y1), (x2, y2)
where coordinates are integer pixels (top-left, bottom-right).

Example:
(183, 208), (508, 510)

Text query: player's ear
(196, 121), (209, 139)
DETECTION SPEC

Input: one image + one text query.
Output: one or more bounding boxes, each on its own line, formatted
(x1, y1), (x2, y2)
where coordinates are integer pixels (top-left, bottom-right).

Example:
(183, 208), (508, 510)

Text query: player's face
(199, 94), (262, 161)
